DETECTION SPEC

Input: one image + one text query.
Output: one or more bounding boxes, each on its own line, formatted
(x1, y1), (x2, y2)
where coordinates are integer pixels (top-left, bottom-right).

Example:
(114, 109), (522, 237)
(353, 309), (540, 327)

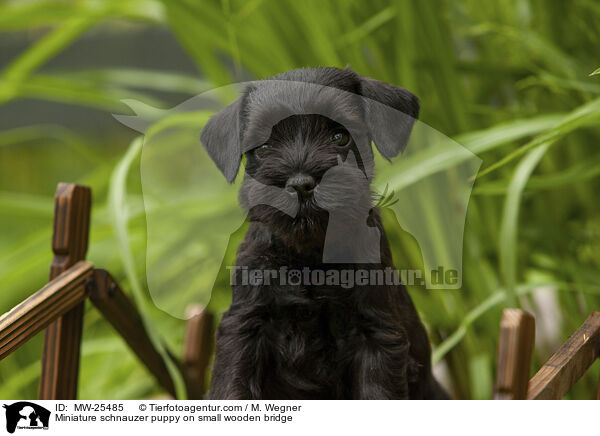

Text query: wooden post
(89, 269), (176, 397)
(182, 304), (214, 399)
(493, 308), (535, 399)
(527, 312), (600, 399)
(39, 183), (91, 399)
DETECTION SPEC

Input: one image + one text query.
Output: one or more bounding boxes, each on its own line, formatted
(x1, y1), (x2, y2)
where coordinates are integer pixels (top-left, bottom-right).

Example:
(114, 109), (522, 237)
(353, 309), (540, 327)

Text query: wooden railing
(494, 308), (600, 399)
(0, 183), (213, 399)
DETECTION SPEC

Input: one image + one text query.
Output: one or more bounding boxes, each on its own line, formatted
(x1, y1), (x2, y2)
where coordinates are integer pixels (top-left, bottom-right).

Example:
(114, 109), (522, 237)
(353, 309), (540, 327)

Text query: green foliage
(1, 0), (599, 399)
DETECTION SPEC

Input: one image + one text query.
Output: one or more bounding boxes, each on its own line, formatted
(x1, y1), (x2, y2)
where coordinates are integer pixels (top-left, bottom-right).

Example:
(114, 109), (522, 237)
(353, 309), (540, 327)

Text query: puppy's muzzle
(285, 174), (316, 201)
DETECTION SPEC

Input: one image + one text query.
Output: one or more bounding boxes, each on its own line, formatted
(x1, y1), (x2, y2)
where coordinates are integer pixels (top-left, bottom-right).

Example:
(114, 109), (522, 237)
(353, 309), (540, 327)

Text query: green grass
(1, 0), (600, 399)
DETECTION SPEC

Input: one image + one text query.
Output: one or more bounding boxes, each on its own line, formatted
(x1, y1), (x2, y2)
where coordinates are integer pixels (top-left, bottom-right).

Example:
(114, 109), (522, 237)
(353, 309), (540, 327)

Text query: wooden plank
(182, 304), (214, 399)
(39, 183), (91, 400)
(89, 269), (176, 397)
(494, 308), (536, 399)
(0, 261), (93, 360)
(527, 312), (600, 400)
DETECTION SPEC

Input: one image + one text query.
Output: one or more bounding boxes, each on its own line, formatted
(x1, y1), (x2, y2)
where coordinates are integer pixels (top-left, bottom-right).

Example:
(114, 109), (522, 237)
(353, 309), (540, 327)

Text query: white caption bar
(0, 400), (596, 436)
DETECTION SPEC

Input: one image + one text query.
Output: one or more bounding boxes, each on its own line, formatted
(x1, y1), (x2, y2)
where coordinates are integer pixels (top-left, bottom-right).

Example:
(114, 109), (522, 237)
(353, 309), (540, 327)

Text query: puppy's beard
(246, 196), (330, 251)
(240, 170), (374, 257)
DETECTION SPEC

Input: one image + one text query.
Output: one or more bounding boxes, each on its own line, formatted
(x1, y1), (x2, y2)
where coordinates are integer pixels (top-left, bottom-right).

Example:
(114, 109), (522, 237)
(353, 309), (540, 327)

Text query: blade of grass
(339, 6), (395, 46)
(108, 136), (186, 399)
(0, 12), (104, 104)
(376, 114), (562, 191)
(473, 152), (600, 195)
(60, 68), (211, 95)
(15, 75), (162, 112)
(476, 97), (600, 179)
(499, 144), (551, 307)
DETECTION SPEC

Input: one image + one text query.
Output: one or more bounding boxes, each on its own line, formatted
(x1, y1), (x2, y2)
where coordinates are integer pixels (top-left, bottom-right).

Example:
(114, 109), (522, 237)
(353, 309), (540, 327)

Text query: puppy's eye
(331, 130), (350, 147)
(253, 144), (271, 160)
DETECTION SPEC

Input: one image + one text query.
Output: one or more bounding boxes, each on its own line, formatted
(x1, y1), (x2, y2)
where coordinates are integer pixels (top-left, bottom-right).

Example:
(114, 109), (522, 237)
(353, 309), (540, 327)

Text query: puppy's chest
(240, 258), (366, 349)
(268, 292), (358, 340)
(260, 296), (359, 397)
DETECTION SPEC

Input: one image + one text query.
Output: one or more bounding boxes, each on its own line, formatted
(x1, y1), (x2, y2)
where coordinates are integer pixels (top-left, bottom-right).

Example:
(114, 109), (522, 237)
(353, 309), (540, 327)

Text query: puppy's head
(200, 67), (419, 250)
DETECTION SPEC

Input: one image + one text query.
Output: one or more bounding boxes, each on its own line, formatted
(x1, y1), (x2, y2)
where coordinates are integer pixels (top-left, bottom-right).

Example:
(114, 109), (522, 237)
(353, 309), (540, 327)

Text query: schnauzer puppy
(200, 67), (448, 399)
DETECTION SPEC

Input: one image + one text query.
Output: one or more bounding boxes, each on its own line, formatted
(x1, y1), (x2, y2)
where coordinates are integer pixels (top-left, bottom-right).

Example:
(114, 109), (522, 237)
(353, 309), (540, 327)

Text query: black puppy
(201, 67), (448, 399)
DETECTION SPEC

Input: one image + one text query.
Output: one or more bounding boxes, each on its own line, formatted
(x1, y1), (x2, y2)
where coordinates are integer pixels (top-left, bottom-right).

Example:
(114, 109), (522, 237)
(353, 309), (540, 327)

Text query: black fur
(201, 67), (448, 399)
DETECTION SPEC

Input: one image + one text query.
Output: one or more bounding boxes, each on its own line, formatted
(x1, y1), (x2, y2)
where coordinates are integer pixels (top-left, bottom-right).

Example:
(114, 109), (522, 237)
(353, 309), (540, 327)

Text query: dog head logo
(3, 402), (50, 433)
(113, 67), (481, 318)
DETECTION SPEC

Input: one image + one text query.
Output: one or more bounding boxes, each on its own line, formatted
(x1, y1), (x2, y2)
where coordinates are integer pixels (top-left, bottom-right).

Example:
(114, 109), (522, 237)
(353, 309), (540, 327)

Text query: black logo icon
(3, 402), (50, 434)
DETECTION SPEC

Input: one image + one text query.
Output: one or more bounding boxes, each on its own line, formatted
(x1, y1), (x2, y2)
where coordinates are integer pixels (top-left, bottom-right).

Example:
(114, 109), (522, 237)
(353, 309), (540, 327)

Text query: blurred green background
(1, 0), (599, 400)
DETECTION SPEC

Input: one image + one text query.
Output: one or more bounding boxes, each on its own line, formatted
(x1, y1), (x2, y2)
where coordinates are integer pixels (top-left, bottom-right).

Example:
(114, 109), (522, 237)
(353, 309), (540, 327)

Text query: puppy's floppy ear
(359, 76), (420, 159)
(200, 98), (243, 183)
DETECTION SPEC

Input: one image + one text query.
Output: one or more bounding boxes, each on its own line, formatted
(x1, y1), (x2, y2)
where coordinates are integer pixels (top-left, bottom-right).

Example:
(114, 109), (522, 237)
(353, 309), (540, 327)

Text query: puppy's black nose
(286, 174), (316, 200)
